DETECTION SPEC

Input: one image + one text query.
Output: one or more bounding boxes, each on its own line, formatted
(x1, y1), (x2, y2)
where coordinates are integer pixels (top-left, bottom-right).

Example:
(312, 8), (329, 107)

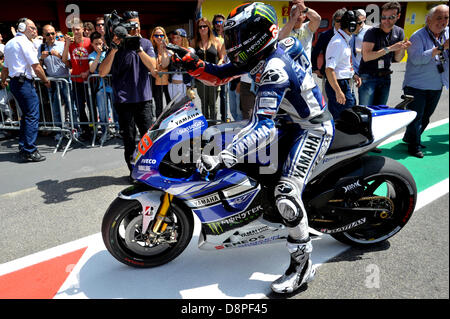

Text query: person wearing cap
(99, 10), (158, 182)
(1, 18), (50, 162)
(168, 28), (194, 104)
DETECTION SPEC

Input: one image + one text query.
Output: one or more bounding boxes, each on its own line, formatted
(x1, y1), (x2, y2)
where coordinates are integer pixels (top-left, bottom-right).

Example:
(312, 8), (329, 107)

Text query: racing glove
(196, 154), (222, 178)
(169, 44), (205, 73)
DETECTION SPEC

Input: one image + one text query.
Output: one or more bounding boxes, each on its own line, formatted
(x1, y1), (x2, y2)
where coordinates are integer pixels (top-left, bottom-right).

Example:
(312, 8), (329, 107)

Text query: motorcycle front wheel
(330, 156), (417, 247)
(102, 197), (194, 268)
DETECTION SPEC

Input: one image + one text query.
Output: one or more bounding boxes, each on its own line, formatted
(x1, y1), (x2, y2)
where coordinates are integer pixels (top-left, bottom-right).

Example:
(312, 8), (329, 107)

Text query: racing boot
(271, 237), (315, 294)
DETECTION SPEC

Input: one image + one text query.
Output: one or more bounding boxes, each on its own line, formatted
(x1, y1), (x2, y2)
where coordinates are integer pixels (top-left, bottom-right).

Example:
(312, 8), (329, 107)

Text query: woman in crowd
(151, 26), (171, 117)
(192, 17), (224, 120)
(168, 28), (194, 104)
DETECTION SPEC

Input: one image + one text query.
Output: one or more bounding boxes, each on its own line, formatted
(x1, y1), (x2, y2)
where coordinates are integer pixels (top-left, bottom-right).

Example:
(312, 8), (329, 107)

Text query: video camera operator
(99, 10), (158, 182)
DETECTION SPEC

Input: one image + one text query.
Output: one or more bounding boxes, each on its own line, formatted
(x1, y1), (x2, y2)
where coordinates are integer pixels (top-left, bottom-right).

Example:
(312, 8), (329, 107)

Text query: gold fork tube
(152, 193), (173, 234)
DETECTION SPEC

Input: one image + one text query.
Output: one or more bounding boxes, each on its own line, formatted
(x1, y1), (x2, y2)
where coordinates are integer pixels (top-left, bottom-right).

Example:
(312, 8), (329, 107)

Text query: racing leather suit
(192, 38), (334, 243)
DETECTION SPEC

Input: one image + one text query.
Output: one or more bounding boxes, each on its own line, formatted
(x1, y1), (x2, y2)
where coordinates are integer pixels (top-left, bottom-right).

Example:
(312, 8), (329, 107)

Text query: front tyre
(102, 197), (194, 268)
(331, 156), (417, 247)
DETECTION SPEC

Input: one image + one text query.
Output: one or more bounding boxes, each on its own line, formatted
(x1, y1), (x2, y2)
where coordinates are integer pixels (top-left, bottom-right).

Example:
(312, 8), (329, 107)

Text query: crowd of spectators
(0, 0), (448, 167)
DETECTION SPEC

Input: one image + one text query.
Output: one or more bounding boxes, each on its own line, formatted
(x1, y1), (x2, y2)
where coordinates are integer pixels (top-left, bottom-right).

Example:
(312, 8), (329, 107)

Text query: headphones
(17, 17), (28, 33)
(340, 10), (357, 33)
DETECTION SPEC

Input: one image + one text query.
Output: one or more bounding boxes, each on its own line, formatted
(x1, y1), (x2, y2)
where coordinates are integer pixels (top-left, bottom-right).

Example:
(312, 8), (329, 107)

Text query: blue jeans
(358, 74), (391, 106)
(228, 84), (242, 121)
(402, 86), (442, 151)
(9, 78), (40, 153)
(48, 80), (71, 126)
(325, 78), (356, 120)
(96, 86), (115, 132)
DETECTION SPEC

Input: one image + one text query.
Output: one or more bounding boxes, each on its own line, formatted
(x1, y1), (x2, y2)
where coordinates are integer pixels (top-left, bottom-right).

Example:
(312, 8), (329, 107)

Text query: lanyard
(425, 27), (445, 47)
(337, 30), (353, 70)
(337, 30), (351, 48)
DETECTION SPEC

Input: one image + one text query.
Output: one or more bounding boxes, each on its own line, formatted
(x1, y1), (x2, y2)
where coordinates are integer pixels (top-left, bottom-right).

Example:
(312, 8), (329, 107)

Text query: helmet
(340, 10), (358, 33)
(224, 2), (278, 70)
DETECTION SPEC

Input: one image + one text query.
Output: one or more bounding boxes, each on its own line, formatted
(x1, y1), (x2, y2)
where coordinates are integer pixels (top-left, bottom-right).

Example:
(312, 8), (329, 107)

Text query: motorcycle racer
(172, 2), (334, 294)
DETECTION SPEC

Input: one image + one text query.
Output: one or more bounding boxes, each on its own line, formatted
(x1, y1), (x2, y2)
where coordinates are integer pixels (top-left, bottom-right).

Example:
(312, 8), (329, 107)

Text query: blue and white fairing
(312, 105), (417, 178)
(129, 99), (287, 249)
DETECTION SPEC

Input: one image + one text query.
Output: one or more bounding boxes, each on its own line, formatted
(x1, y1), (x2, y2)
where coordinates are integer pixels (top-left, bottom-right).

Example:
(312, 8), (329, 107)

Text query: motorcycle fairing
(131, 102), (208, 183)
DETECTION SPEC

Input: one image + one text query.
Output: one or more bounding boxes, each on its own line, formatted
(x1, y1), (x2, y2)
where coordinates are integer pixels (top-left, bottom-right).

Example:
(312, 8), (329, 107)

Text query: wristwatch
(437, 44), (445, 52)
(383, 47), (390, 54)
(302, 7), (309, 13)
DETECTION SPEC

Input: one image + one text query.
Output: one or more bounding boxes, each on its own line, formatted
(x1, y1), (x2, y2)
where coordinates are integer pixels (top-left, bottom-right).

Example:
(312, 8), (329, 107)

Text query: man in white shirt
(325, 10), (362, 120)
(1, 18), (50, 162)
(279, 0), (321, 60)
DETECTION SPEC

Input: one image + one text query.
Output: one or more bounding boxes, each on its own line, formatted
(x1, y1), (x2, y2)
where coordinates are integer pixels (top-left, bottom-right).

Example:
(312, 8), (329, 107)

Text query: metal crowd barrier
(0, 70), (234, 158)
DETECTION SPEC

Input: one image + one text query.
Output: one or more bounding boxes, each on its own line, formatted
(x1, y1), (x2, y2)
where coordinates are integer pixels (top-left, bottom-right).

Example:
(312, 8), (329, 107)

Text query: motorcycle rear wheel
(102, 197), (194, 268)
(330, 156), (417, 247)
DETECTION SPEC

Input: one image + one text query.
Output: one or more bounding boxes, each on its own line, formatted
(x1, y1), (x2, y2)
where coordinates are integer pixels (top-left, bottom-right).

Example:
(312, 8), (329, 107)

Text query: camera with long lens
(104, 10), (141, 50)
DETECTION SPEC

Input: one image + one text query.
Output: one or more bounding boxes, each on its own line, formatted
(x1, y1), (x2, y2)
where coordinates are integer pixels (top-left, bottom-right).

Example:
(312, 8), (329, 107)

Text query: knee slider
(276, 195), (304, 227)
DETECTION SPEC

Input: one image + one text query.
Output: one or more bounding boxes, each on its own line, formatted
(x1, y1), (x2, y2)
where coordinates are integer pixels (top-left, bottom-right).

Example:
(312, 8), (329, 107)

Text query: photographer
(99, 10), (158, 181)
(402, 4), (449, 158)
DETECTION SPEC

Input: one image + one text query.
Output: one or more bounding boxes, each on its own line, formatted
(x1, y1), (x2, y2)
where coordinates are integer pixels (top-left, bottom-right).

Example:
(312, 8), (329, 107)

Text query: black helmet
(224, 2), (278, 70)
(340, 10), (358, 33)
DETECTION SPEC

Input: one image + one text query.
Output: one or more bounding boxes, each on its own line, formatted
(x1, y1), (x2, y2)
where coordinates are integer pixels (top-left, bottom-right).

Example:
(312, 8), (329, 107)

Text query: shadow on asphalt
(325, 241), (391, 263)
(0, 133), (124, 163)
(36, 175), (130, 204)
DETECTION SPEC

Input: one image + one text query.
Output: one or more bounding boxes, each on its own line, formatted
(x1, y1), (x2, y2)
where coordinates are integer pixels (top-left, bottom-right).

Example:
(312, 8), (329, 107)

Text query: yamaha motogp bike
(101, 92), (418, 268)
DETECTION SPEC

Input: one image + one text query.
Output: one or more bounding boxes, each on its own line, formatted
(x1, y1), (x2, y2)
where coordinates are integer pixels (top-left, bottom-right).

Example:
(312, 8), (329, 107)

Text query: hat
(175, 28), (187, 38)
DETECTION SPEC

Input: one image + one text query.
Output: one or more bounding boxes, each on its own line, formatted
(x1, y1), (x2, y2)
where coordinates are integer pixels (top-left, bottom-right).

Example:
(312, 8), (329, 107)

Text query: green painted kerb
(379, 123), (449, 193)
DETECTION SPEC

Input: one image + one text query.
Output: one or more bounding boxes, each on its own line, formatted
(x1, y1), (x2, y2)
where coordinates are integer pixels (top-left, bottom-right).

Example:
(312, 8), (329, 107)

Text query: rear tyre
(330, 156), (417, 247)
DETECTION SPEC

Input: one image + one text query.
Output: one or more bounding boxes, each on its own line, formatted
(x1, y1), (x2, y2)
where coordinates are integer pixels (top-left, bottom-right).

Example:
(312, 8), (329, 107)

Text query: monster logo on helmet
(224, 2), (278, 70)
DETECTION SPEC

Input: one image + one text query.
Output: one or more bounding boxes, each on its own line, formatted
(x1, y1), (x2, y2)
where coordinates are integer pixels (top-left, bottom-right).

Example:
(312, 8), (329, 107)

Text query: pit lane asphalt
(0, 63), (448, 299)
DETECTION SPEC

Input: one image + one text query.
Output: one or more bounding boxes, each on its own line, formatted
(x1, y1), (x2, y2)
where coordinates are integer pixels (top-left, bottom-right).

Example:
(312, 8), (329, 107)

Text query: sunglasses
(335, 19), (341, 23)
(356, 21), (363, 25)
(214, 20), (224, 25)
(153, 34), (165, 38)
(96, 23), (104, 27)
(56, 35), (63, 40)
(45, 32), (55, 36)
(198, 25), (209, 29)
(381, 15), (397, 20)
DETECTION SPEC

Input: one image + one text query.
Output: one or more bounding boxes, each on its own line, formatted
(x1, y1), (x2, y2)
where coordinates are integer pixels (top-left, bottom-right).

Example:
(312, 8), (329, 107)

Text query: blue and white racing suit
(193, 37), (334, 242)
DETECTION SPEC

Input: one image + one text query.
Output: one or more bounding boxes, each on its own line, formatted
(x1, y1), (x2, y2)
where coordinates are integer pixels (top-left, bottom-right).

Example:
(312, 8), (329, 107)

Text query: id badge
(378, 59), (385, 69)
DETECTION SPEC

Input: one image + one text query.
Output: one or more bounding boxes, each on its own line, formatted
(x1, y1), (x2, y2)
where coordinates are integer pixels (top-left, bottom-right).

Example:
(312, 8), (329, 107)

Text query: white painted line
(0, 234), (98, 276)
(0, 119), (448, 298)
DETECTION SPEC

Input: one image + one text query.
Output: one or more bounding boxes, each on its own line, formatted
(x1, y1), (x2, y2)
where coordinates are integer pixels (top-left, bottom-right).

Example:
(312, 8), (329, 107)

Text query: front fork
(151, 193), (173, 234)
(118, 186), (173, 235)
